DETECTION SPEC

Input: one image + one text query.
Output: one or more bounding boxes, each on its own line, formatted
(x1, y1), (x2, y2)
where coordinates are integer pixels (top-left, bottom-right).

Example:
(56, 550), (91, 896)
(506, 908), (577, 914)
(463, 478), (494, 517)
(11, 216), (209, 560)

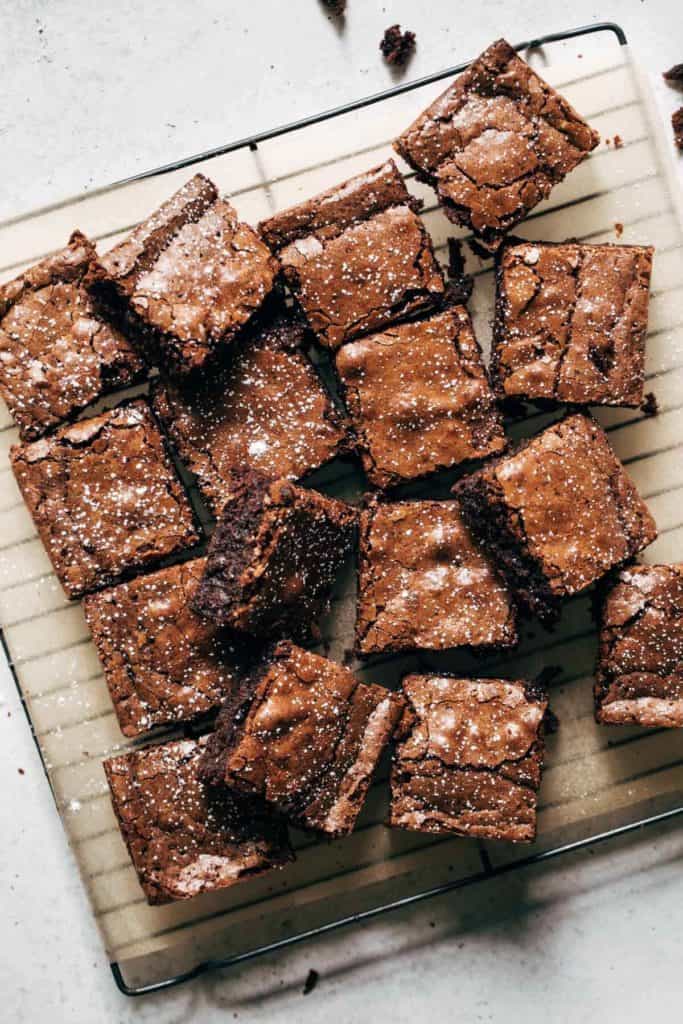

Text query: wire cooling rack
(2, 21), (683, 998)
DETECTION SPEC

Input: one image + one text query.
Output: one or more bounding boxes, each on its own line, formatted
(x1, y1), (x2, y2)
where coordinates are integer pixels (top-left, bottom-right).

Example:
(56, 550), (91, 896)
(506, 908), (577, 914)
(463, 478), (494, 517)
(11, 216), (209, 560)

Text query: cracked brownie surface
(335, 304), (505, 488)
(84, 557), (249, 737)
(11, 398), (200, 599)
(259, 160), (444, 350)
(390, 674), (548, 842)
(356, 497), (517, 655)
(88, 174), (278, 377)
(104, 736), (292, 905)
(0, 231), (145, 441)
(192, 469), (357, 638)
(153, 302), (350, 516)
(199, 641), (404, 837)
(595, 564), (683, 727)
(394, 39), (599, 253)
(492, 240), (654, 406)
(455, 413), (657, 620)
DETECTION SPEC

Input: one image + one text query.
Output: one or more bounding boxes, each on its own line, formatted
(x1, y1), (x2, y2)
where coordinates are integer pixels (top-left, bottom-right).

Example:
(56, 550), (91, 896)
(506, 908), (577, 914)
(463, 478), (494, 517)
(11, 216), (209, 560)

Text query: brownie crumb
(673, 108), (683, 149)
(380, 24), (416, 67)
(303, 969), (319, 995)
(614, 222), (624, 238)
(322, 0), (346, 14)
(663, 63), (683, 86)
(17, 768), (25, 775)
(613, 134), (623, 149)
(641, 391), (659, 417)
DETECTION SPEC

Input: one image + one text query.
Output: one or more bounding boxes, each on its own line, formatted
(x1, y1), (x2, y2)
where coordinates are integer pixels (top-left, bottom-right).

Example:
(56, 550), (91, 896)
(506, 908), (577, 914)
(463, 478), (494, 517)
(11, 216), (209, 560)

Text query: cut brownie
(11, 399), (200, 599)
(88, 174), (278, 377)
(152, 302), (349, 516)
(104, 736), (292, 904)
(356, 497), (517, 655)
(259, 160), (445, 350)
(192, 470), (357, 638)
(84, 558), (250, 737)
(394, 39), (599, 253)
(0, 231), (145, 441)
(200, 641), (404, 837)
(389, 674), (548, 842)
(492, 240), (654, 407)
(335, 304), (506, 488)
(455, 413), (657, 621)
(595, 564), (683, 727)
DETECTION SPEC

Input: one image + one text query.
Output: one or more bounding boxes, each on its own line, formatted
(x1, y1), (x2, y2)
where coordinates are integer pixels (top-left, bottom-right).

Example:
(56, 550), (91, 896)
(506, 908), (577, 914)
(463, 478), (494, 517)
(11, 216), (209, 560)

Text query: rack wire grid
(1, 20), (682, 998)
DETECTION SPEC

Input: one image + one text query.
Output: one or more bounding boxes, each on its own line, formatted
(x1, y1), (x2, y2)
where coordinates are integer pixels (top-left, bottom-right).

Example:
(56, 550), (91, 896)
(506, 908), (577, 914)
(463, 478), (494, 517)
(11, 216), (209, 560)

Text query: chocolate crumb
(303, 969), (319, 995)
(663, 63), (683, 86)
(641, 391), (659, 417)
(17, 768), (25, 775)
(380, 25), (416, 67)
(614, 222), (624, 238)
(613, 134), (623, 149)
(672, 108), (683, 149)
(322, 0), (346, 14)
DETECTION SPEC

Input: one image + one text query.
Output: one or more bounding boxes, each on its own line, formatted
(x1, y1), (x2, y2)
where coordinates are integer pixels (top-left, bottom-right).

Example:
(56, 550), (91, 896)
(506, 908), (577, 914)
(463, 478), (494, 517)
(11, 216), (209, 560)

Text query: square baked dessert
(85, 557), (251, 737)
(356, 497), (517, 655)
(491, 240), (654, 407)
(87, 173), (278, 377)
(192, 469), (357, 638)
(0, 231), (145, 441)
(455, 413), (657, 621)
(394, 39), (599, 253)
(104, 736), (292, 904)
(595, 564), (683, 727)
(259, 160), (445, 350)
(11, 399), (200, 599)
(152, 301), (350, 516)
(200, 641), (404, 837)
(335, 304), (506, 489)
(389, 674), (548, 842)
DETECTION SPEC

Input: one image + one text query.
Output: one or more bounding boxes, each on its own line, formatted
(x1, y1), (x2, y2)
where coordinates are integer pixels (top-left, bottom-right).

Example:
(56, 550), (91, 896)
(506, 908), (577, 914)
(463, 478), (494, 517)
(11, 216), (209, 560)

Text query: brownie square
(357, 497), (517, 655)
(455, 413), (657, 621)
(200, 641), (404, 837)
(152, 302), (349, 516)
(11, 399), (200, 599)
(335, 305), (506, 489)
(104, 736), (292, 904)
(492, 240), (654, 407)
(259, 160), (444, 350)
(395, 39), (599, 253)
(595, 564), (683, 727)
(0, 231), (145, 441)
(84, 557), (250, 737)
(88, 174), (278, 377)
(389, 674), (548, 842)
(192, 470), (357, 638)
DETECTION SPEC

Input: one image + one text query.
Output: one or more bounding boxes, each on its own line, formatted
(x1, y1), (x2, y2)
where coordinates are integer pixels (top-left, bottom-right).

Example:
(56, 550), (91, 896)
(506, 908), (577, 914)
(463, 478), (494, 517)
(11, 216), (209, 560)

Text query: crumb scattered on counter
(380, 25), (416, 66)
(641, 391), (659, 417)
(614, 222), (624, 237)
(17, 768), (25, 775)
(673, 108), (683, 149)
(303, 969), (319, 995)
(663, 63), (683, 85)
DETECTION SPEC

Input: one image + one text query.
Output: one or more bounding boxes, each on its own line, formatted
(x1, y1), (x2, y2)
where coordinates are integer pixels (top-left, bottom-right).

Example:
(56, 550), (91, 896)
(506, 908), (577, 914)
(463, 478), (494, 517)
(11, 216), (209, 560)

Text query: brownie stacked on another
(335, 304), (506, 489)
(104, 736), (293, 905)
(455, 413), (657, 621)
(394, 39), (599, 253)
(200, 641), (405, 837)
(390, 674), (548, 842)
(193, 469), (357, 638)
(88, 173), (278, 377)
(259, 160), (445, 350)
(0, 231), (145, 441)
(595, 564), (683, 727)
(492, 240), (654, 407)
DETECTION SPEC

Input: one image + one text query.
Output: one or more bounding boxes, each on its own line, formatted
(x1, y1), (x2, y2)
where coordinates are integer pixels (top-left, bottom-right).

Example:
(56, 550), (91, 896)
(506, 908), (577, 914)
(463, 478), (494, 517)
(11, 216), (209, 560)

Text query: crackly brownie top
(104, 736), (291, 904)
(335, 305), (506, 488)
(11, 399), (199, 598)
(84, 558), (247, 737)
(203, 641), (404, 835)
(357, 498), (517, 654)
(395, 39), (599, 250)
(152, 304), (349, 516)
(493, 241), (653, 406)
(467, 414), (657, 597)
(259, 160), (444, 349)
(596, 564), (683, 726)
(92, 173), (277, 374)
(0, 231), (145, 441)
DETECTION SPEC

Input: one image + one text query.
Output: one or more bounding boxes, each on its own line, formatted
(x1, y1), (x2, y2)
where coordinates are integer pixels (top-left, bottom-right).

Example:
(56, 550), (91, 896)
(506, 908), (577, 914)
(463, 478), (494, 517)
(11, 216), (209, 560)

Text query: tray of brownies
(0, 23), (682, 994)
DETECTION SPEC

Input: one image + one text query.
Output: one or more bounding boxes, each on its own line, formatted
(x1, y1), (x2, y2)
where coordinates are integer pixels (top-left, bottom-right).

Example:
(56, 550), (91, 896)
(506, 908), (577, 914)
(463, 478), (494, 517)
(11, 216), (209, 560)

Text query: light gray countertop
(1, 2), (681, 1020)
